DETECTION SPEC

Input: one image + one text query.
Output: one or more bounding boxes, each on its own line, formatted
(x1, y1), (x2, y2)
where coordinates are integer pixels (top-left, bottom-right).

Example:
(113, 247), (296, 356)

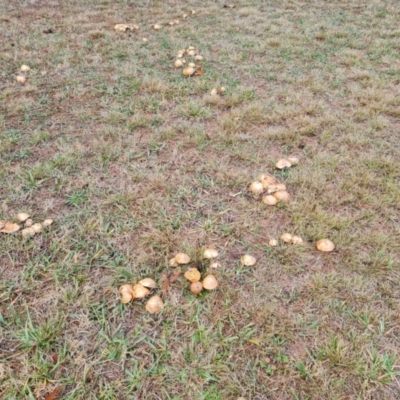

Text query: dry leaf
(161, 274), (170, 298)
(194, 64), (204, 76)
(1, 222), (20, 233)
(44, 386), (62, 400)
(169, 270), (181, 283)
(51, 353), (58, 364)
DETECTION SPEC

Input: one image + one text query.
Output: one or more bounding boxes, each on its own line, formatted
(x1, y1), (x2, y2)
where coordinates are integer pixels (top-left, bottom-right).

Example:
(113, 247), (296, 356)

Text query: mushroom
(269, 239), (279, 247)
(241, 254), (256, 266)
(275, 158), (292, 169)
(275, 183), (287, 191)
(195, 55), (203, 61)
(190, 281), (203, 295)
(153, 23), (162, 30)
(249, 181), (264, 195)
(25, 219), (33, 227)
(31, 223), (43, 233)
(183, 66), (195, 76)
(119, 284), (134, 304)
(204, 248), (218, 259)
(273, 191), (290, 202)
(16, 75), (26, 84)
(280, 233), (293, 243)
(184, 268), (201, 283)
(169, 257), (179, 267)
(142, 38), (148, 43)
(187, 49), (196, 56)
(21, 227), (36, 238)
(1, 222), (20, 233)
(17, 213), (30, 222)
(210, 261), (221, 269)
(261, 175), (277, 189)
(288, 156), (299, 165)
(219, 86), (226, 93)
(132, 283), (150, 299)
(262, 195), (278, 206)
(145, 295), (164, 314)
(174, 59), (184, 68)
(316, 239), (335, 252)
(20, 65), (30, 72)
(202, 275), (219, 290)
(175, 253), (190, 264)
(43, 219), (53, 227)
(210, 88), (218, 96)
(291, 236), (303, 245)
(138, 278), (157, 288)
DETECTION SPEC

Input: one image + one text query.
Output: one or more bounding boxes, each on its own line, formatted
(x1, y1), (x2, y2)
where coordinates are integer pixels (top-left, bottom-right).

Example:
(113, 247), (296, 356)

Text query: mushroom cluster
(174, 46), (204, 77)
(0, 213), (53, 237)
(279, 233), (304, 245)
(16, 64), (31, 84)
(119, 278), (164, 313)
(182, 248), (220, 295)
(114, 23), (139, 32)
(249, 173), (291, 205)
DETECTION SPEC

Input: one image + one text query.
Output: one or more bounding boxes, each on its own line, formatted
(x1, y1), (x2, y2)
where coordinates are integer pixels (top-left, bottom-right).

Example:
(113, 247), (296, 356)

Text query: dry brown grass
(1, 0), (400, 399)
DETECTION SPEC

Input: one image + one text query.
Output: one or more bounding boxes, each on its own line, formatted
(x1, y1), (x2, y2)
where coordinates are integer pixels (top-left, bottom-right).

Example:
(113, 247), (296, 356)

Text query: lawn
(1, 0), (400, 399)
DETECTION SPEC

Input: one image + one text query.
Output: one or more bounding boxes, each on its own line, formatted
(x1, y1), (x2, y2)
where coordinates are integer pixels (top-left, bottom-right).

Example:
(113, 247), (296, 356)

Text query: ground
(1, 0), (400, 399)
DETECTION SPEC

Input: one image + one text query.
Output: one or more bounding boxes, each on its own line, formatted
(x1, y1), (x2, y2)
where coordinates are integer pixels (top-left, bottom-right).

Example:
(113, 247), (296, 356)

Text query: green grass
(1, 0), (400, 399)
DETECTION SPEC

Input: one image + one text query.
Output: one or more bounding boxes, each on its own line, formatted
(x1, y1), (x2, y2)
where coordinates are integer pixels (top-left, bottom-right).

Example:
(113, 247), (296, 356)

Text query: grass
(1, 0), (400, 399)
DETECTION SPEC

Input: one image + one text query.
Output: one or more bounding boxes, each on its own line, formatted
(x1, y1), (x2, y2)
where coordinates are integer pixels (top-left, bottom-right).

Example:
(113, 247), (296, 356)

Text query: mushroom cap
(262, 195), (278, 206)
(20, 65), (30, 72)
(119, 284), (134, 302)
(174, 59), (184, 68)
(145, 295), (164, 314)
(1, 222), (21, 233)
(276, 183), (287, 191)
(288, 156), (299, 165)
(175, 253), (190, 264)
(210, 261), (221, 269)
(169, 257), (179, 267)
(266, 184), (279, 194)
(187, 50), (196, 56)
(204, 248), (218, 259)
(153, 24), (162, 30)
(202, 274), (219, 290)
(276, 158), (292, 169)
(261, 176), (278, 189)
(17, 213), (30, 222)
(16, 75), (27, 84)
(25, 219), (33, 227)
(184, 268), (201, 283)
(138, 278), (157, 288)
(269, 239), (279, 247)
(43, 219), (53, 227)
(119, 284), (134, 295)
(280, 233), (293, 243)
(241, 254), (256, 266)
(31, 223), (43, 233)
(195, 55), (203, 61)
(210, 88), (218, 96)
(291, 236), (304, 245)
(249, 181), (264, 195)
(188, 46), (195, 50)
(316, 239), (335, 252)
(273, 190), (290, 202)
(132, 283), (150, 299)
(190, 281), (203, 295)
(21, 227), (36, 238)
(183, 66), (195, 76)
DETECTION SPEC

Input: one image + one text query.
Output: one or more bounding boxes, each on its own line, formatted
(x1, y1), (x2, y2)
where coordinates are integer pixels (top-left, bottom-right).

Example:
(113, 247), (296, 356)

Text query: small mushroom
(138, 278), (157, 288)
(169, 257), (179, 267)
(145, 295), (164, 314)
(291, 236), (304, 245)
(17, 212), (30, 222)
(174, 59), (184, 68)
(249, 181), (264, 195)
(183, 66), (195, 76)
(132, 283), (150, 299)
(202, 274), (219, 290)
(187, 49), (196, 56)
(119, 284), (134, 304)
(280, 233), (293, 243)
(16, 75), (27, 84)
(25, 219), (33, 227)
(219, 86), (226, 93)
(190, 281), (203, 295)
(261, 175), (277, 189)
(241, 254), (256, 266)
(20, 65), (30, 72)
(31, 223), (43, 233)
(276, 183), (287, 191)
(269, 239), (279, 247)
(187, 46), (195, 51)
(142, 37), (148, 43)
(210, 261), (221, 269)
(175, 253), (190, 264)
(114, 24), (129, 31)
(262, 195), (278, 206)
(195, 55), (203, 61)
(275, 158), (292, 169)
(153, 23), (162, 30)
(184, 268), (201, 283)
(43, 219), (53, 227)
(210, 88), (218, 96)
(21, 227), (36, 238)
(316, 239), (335, 252)
(273, 191), (290, 202)
(204, 248), (218, 259)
